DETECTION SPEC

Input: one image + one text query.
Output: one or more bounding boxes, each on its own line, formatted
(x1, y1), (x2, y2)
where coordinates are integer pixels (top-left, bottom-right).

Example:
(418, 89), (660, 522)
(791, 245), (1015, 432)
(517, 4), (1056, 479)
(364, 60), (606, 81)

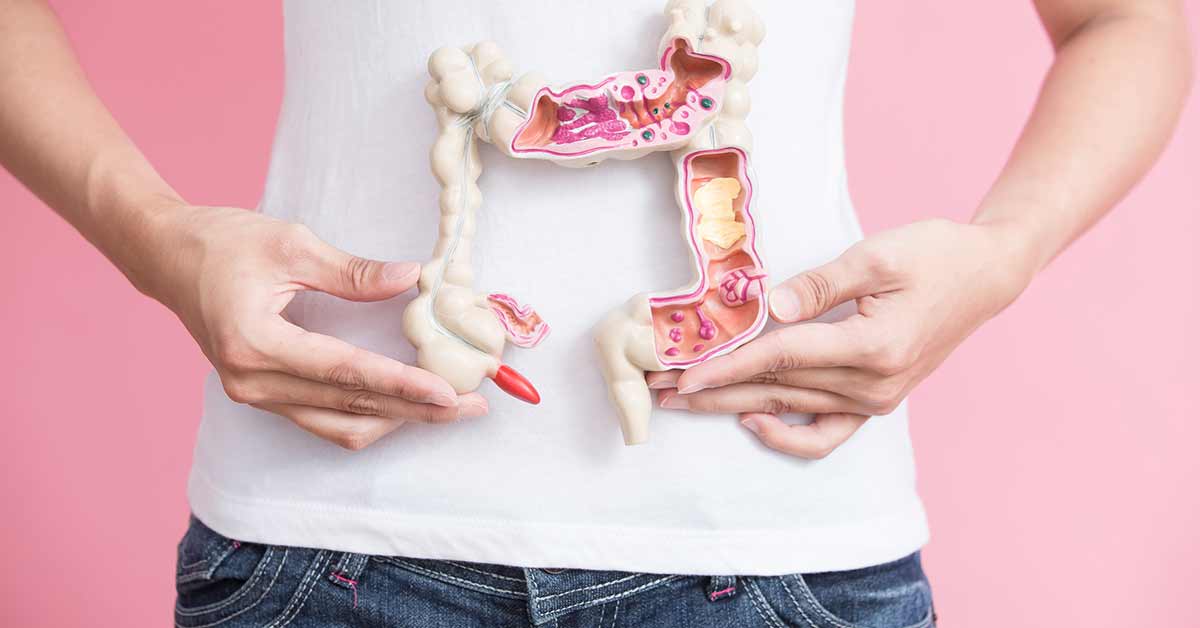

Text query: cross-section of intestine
(487, 293), (549, 349)
(647, 148), (766, 368)
(402, 0), (767, 443)
(511, 39), (730, 159)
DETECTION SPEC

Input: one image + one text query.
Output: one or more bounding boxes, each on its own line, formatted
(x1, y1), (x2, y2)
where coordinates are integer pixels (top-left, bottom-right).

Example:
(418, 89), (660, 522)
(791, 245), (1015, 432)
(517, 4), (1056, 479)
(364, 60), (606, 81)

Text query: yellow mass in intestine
(694, 177), (745, 249)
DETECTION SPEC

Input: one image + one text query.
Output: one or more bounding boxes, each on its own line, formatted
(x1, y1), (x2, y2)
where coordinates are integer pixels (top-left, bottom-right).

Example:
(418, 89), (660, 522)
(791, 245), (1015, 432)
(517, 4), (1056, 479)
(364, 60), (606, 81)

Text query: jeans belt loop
(706, 575), (738, 602)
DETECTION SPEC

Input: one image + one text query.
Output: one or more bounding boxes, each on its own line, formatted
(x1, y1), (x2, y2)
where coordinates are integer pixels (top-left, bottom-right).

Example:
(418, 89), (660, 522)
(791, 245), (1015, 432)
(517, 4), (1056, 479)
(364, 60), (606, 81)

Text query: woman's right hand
(139, 204), (487, 450)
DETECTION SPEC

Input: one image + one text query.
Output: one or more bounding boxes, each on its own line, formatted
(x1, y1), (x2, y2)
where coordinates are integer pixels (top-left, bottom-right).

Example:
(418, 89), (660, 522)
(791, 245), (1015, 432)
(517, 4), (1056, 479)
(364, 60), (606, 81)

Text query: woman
(0, 0), (1190, 626)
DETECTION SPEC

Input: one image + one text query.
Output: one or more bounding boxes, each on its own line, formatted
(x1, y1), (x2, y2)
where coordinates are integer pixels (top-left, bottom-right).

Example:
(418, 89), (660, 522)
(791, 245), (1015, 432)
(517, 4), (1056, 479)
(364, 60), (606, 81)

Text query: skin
(650, 0), (1193, 458)
(0, 1), (1191, 453)
(0, 0), (487, 450)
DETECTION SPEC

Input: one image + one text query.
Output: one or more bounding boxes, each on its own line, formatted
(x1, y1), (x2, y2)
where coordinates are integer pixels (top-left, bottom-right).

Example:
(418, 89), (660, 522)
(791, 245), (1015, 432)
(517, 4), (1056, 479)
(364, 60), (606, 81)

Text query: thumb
(303, 237), (422, 302)
(768, 250), (877, 323)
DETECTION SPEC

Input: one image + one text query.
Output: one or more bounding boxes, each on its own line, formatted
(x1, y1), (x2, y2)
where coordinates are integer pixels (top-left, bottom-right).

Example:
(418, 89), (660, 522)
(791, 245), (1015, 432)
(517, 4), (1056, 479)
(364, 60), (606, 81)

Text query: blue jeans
(175, 517), (935, 628)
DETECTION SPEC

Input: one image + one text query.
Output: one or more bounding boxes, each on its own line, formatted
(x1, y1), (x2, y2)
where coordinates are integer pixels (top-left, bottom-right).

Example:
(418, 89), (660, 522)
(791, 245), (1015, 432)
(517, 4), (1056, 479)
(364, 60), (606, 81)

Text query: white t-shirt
(188, 0), (929, 575)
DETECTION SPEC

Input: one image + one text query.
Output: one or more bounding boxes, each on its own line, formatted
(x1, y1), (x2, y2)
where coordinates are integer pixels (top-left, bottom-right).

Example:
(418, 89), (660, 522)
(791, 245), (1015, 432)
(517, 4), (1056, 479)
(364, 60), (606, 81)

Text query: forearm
(972, 1), (1192, 279)
(0, 0), (182, 290)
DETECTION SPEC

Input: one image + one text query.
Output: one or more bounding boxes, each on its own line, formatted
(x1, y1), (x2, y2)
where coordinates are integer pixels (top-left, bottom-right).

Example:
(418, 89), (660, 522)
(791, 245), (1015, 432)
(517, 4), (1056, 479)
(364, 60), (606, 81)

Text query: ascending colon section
(649, 147), (766, 367)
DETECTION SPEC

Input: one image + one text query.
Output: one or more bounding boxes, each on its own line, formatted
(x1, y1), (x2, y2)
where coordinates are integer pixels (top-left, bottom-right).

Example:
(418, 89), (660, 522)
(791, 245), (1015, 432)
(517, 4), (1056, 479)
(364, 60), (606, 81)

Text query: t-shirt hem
(188, 469), (930, 576)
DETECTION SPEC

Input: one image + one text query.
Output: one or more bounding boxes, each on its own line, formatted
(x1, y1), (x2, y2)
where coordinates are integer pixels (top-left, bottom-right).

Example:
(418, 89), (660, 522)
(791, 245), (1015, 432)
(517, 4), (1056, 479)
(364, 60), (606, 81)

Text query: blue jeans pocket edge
(747, 553), (934, 628)
(174, 519), (288, 628)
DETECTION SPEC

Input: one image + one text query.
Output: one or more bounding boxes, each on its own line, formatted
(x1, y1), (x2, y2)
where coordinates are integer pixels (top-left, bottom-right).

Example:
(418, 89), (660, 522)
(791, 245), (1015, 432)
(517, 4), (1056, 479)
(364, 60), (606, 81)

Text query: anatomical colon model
(402, 0), (767, 444)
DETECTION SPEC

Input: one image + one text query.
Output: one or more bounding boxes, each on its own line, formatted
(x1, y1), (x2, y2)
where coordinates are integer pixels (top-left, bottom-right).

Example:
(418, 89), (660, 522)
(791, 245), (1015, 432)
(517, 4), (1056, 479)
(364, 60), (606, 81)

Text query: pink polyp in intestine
(487, 293), (550, 349)
(669, 327), (683, 343)
(695, 306), (717, 341)
(718, 266), (767, 307)
(670, 312), (684, 323)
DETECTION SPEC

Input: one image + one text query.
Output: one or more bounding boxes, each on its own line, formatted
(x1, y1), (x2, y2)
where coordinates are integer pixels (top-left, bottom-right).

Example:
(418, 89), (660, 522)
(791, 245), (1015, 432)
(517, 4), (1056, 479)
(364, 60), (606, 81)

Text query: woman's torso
(189, 0), (928, 575)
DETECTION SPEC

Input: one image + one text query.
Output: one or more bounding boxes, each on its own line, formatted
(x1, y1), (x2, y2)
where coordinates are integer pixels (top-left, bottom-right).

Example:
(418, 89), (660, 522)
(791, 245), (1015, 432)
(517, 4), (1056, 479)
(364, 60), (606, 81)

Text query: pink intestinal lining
(648, 147), (768, 368)
(509, 40), (731, 159)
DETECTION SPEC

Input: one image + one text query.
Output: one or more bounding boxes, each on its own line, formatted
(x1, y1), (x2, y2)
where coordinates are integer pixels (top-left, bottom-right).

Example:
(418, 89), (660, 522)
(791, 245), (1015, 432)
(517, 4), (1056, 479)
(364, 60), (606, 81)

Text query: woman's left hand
(648, 219), (1036, 459)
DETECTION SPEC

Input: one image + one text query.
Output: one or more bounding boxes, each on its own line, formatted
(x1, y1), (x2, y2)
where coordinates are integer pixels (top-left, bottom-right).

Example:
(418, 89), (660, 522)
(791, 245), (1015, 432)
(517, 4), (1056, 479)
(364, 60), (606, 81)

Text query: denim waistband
(376, 557), (695, 625)
(523, 567), (682, 624)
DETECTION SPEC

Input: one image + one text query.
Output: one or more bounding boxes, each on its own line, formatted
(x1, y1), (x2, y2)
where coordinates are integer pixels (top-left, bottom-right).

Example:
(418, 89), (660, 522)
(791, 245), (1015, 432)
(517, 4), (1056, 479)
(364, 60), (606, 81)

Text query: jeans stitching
(202, 538), (238, 574)
(597, 602), (605, 628)
(795, 574), (860, 628)
(745, 579), (785, 628)
(610, 599), (620, 628)
(529, 569), (542, 613)
(381, 558), (527, 598)
(782, 578), (859, 628)
(264, 550), (330, 628)
(547, 576), (678, 617)
(772, 578), (830, 624)
(448, 561), (525, 582)
(328, 552), (369, 590)
(330, 553), (350, 576)
(536, 573), (642, 601)
(902, 611), (934, 628)
(179, 537), (237, 580)
(176, 551), (268, 617)
(174, 548), (290, 628)
(177, 571), (212, 586)
(179, 557), (209, 571)
(346, 553), (369, 581)
(202, 539), (228, 565)
(175, 546), (279, 617)
(787, 574), (934, 628)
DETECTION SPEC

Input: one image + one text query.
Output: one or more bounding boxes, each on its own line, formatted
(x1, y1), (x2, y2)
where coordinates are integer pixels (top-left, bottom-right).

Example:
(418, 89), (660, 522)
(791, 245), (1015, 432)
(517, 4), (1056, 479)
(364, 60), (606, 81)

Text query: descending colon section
(648, 148), (766, 367)
(591, 0), (767, 445)
(510, 39), (730, 158)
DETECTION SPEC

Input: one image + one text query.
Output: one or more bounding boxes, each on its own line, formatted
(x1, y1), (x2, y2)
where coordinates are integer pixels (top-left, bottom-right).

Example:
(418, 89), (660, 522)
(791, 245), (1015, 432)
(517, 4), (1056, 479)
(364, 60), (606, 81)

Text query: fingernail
(432, 392), (458, 407)
(648, 380), (675, 390)
(677, 383), (706, 395)
(769, 288), (801, 321)
(383, 261), (420, 282)
(660, 391), (689, 410)
(740, 417), (761, 434)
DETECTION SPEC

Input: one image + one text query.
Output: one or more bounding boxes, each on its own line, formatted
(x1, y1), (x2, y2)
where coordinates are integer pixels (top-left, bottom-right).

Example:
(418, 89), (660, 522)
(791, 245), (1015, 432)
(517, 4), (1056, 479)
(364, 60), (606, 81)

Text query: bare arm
(0, 0), (179, 289)
(975, 0), (1194, 274)
(662, 0), (1193, 457)
(0, 0), (487, 449)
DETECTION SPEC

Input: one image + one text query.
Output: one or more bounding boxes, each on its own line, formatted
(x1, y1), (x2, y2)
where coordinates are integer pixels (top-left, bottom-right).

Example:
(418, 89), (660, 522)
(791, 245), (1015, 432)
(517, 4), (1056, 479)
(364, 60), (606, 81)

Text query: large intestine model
(402, 0), (767, 444)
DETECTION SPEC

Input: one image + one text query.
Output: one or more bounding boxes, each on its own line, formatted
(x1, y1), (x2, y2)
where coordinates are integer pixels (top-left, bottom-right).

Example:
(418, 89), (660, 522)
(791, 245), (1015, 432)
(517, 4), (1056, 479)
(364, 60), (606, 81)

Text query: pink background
(0, 1), (1196, 625)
